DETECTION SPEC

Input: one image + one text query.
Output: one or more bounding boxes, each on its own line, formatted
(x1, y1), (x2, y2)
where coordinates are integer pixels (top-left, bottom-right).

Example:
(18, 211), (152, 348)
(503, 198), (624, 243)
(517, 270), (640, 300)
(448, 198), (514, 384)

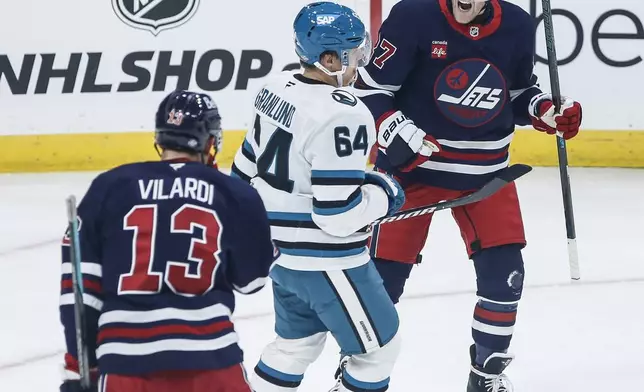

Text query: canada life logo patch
(434, 58), (507, 128)
(431, 41), (448, 59)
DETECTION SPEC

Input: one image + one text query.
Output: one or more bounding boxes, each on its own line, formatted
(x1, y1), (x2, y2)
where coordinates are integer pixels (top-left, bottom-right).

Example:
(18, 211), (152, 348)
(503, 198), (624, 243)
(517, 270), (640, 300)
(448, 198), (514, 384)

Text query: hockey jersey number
(255, 114), (295, 193)
(373, 38), (397, 69)
(118, 204), (223, 296)
(257, 128), (294, 193)
(334, 125), (369, 157)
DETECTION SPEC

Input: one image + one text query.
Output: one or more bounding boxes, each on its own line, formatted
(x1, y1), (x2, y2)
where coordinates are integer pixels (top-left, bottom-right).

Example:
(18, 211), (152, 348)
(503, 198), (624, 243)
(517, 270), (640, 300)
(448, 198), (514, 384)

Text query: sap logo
(316, 15), (337, 25)
(437, 65), (502, 110)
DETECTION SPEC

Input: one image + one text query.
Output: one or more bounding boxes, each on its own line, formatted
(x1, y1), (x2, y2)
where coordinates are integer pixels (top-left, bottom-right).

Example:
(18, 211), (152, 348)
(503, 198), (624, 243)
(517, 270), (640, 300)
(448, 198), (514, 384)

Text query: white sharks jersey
(232, 71), (389, 271)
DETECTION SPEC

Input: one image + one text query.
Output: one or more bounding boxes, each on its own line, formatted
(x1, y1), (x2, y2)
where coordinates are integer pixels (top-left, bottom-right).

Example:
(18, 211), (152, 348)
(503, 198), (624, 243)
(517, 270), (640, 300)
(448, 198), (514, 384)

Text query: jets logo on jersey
(434, 58), (507, 128)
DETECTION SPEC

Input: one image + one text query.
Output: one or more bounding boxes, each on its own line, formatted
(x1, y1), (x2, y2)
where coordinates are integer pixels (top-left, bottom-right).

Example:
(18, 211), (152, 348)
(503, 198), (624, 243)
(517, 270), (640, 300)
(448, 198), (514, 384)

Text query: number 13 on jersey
(118, 204), (223, 297)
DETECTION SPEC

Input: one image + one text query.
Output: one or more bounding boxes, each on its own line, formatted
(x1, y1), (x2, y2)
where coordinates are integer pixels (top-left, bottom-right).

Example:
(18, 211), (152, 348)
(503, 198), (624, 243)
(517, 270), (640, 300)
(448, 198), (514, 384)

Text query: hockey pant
(252, 262), (401, 392)
(97, 365), (252, 392)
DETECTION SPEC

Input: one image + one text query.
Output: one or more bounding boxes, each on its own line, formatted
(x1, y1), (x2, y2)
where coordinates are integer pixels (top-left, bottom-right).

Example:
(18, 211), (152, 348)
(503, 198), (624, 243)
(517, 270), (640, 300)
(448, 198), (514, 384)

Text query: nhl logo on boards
(112, 0), (201, 36)
(469, 26), (480, 38)
(431, 41), (448, 59)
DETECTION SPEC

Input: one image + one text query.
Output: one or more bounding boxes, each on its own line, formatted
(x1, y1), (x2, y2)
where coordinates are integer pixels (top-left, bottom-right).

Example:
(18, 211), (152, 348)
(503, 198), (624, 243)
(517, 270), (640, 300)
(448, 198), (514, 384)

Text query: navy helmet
(293, 2), (372, 79)
(155, 90), (222, 155)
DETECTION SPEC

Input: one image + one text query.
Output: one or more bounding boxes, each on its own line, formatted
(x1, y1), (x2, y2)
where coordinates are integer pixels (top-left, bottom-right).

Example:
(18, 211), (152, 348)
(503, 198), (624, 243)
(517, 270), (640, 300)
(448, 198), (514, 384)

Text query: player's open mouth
(457, 0), (473, 11)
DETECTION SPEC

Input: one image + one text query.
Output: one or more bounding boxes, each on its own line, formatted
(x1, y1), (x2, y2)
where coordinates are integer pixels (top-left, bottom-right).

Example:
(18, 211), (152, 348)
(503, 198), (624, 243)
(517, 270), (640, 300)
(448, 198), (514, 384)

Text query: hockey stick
(372, 164), (532, 225)
(540, 0), (580, 281)
(65, 196), (92, 390)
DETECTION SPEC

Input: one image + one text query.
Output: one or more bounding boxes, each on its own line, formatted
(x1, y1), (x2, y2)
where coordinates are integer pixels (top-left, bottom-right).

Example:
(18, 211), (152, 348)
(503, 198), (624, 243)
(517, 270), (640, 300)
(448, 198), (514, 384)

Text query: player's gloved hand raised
(376, 111), (441, 172)
(529, 93), (582, 140)
(364, 171), (405, 216)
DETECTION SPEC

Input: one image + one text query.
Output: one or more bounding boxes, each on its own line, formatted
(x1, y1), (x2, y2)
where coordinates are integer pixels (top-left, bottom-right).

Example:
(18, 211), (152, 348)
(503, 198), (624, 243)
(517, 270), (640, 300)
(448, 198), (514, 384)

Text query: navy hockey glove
(376, 110), (441, 172)
(59, 354), (98, 392)
(364, 171), (405, 216)
(60, 380), (97, 392)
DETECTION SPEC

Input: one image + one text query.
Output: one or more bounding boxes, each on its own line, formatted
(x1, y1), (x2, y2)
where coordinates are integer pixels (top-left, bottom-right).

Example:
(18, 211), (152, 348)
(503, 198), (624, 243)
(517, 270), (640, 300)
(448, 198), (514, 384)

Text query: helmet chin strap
(314, 62), (347, 87)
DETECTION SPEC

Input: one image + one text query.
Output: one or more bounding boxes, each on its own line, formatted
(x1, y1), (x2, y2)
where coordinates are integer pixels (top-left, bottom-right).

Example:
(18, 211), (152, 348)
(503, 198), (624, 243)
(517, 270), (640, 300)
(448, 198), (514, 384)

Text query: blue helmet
(155, 90), (222, 155)
(293, 2), (372, 71)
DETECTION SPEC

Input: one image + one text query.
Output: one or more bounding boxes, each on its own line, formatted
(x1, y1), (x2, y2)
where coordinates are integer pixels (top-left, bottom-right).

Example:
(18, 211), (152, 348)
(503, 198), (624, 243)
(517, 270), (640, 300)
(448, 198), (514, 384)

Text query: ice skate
(328, 356), (349, 392)
(467, 345), (514, 392)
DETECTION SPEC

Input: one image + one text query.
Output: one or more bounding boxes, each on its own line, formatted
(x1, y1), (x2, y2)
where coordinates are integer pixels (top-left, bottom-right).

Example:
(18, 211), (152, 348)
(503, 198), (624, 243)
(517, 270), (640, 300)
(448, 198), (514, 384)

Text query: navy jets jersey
(60, 160), (275, 375)
(232, 72), (389, 271)
(355, 0), (542, 190)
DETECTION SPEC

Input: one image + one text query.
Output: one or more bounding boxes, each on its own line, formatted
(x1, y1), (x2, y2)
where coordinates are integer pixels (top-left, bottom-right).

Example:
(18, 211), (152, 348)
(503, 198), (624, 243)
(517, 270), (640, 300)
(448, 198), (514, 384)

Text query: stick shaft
(540, 0), (580, 280)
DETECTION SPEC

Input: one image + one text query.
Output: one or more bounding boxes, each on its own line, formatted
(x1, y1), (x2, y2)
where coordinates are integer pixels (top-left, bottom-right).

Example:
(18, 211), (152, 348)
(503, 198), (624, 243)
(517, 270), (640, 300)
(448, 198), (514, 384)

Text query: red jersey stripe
(97, 320), (234, 343)
(61, 278), (102, 293)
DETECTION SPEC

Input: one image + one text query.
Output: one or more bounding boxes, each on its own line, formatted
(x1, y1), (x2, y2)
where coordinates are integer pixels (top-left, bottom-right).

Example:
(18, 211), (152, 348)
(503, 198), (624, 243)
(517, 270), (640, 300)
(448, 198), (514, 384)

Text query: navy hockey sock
(472, 299), (518, 365)
(471, 245), (524, 365)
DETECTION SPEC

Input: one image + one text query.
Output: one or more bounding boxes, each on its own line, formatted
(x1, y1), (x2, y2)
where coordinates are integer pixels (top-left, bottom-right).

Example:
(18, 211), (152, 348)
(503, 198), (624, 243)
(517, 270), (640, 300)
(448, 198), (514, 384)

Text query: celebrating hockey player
(231, 3), (404, 391)
(59, 90), (276, 392)
(354, 0), (583, 390)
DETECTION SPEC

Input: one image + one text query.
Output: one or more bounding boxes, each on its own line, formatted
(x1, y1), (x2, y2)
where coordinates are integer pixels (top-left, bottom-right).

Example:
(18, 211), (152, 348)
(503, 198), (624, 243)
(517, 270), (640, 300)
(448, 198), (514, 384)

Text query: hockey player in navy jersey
(59, 90), (276, 392)
(354, 0), (583, 390)
(232, 3), (404, 391)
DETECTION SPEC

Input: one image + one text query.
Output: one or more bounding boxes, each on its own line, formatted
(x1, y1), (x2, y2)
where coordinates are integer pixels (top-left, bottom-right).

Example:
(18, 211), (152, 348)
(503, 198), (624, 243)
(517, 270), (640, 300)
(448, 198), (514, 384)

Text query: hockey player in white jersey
(231, 3), (404, 391)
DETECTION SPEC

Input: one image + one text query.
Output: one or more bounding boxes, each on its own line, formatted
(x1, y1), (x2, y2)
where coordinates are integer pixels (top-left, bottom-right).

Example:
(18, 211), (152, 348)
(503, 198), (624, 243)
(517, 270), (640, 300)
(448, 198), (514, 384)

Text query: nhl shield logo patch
(112, 0), (200, 36)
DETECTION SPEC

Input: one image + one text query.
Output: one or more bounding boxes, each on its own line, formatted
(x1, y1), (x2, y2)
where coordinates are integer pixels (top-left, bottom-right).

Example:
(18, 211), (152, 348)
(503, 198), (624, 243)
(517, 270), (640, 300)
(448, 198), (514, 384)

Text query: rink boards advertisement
(0, 0), (642, 172)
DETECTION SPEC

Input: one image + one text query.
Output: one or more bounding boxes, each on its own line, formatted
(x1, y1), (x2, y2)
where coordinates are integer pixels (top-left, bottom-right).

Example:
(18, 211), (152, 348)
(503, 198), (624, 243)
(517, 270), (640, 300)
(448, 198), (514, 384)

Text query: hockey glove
(60, 380), (98, 392)
(529, 93), (582, 140)
(59, 354), (98, 392)
(206, 129), (223, 169)
(376, 111), (441, 172)
(364, 171), (405, 216)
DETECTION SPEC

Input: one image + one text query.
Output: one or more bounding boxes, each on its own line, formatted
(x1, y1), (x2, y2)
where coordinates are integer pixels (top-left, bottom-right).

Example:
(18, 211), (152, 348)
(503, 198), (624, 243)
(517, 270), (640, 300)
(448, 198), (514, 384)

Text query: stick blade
(497, 164), (533, 183)
(473, 164), (533, 199)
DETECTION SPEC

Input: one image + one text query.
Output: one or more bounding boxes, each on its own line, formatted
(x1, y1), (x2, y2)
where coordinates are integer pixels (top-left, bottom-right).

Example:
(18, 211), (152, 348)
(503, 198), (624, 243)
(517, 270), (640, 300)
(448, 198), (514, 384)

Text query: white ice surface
(0, 167), (643, 391)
